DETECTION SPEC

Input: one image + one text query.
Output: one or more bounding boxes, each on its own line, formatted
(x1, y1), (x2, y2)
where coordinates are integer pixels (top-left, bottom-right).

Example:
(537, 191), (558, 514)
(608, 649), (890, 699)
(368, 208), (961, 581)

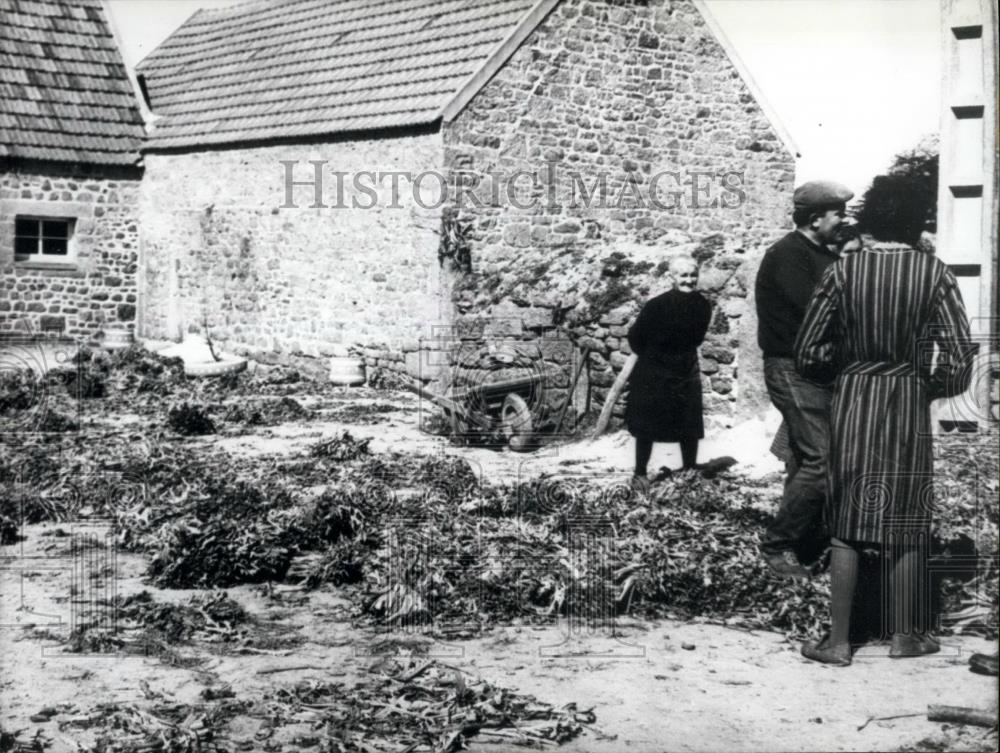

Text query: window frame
(14, 215), (77, 264)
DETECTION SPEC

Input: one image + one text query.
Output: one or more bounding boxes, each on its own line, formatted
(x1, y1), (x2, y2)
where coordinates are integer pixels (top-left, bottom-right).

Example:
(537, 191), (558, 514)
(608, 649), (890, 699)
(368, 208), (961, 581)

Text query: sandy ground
(2, 524), (997, 752)
(212, 386), (788, 483)
(1, 354), (998, 751)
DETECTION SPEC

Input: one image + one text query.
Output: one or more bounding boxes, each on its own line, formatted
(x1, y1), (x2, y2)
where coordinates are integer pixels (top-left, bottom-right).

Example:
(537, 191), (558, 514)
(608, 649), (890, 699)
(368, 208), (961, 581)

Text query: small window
(14, 216), (75, 263)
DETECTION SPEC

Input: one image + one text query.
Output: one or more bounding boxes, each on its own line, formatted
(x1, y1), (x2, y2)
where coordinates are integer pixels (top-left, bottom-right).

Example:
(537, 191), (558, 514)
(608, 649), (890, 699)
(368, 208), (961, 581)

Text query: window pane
(15, 218), (40, 238)
(42, 220), (69, 239)
(42, 238), (68, 255)
(15, 236), (39, 255)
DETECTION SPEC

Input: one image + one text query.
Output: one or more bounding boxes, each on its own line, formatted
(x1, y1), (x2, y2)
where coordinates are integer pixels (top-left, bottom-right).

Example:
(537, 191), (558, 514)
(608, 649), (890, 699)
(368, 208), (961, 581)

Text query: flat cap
(793, 180), (854, 208)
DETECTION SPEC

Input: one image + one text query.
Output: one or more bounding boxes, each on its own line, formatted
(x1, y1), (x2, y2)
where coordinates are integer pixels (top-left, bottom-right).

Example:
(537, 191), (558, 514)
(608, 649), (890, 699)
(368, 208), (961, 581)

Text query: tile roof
(137, 0), (537, 150)
(0, 0), (145, 165)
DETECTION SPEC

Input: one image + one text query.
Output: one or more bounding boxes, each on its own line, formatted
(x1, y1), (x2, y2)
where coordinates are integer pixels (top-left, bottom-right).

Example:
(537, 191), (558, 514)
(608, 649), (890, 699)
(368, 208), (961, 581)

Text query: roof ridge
(189, 0), (461, 27)
(195, 0), (274, 17)
(139, 0), (441, 61)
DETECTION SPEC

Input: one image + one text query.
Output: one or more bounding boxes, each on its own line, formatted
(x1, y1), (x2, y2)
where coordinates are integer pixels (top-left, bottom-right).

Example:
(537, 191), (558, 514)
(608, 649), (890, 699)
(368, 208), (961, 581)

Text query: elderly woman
(795, 243), (973, 665)
(625, 255), (712, 492)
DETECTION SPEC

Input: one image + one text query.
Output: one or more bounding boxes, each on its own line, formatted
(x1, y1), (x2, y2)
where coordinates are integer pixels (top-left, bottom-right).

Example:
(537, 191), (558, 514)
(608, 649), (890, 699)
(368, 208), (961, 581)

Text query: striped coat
(795, 248), (973, 544)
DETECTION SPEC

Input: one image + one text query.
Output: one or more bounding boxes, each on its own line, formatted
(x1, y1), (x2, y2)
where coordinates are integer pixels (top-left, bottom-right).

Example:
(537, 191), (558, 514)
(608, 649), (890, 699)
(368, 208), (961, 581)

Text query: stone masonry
(139, 134), (449, 380)
(133, 0), (797, 430)
(441, 0), (797, 427)
(0, 163), (141, 341)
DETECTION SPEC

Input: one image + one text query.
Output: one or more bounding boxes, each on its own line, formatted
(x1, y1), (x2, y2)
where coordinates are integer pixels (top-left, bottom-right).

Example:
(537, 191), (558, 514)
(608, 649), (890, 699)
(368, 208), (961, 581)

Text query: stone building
(137, 0), (796, 427)
(0, 0), (145, 341)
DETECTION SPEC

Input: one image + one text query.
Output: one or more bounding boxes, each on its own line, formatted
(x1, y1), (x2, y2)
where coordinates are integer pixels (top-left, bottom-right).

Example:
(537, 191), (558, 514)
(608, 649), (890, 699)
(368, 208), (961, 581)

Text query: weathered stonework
(138, 134), (450, 380)
(132, 0), (796, 429)
(443, 234), (758, 430)
(441, 0), (797, 427)
(0, 162), (141, 341)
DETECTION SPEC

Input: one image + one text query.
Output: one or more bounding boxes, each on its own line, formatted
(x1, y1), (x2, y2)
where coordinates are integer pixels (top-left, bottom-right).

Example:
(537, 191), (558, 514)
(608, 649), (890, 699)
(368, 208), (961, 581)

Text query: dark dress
(795, 249), (973, 544)
(625, 289), (712, 442)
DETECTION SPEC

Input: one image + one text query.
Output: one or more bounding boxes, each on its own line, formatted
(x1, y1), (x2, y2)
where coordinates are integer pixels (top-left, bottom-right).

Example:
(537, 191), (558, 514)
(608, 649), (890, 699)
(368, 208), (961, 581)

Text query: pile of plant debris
(0, 430), (179, 525)
(106, 345), (185, 391)
(65, 589), (305, 665)
(0, 722), (48, 753)
(3, 353), (996, 642)
(322, 469), (837, 637)
(50, 361), (106, 400)
(94, 432), (834, 636)
(0, 368), (40, 412)
(367, 367), (412, 391)
(321, 400), (401, 424)
(138, 476), (305, 588)
(260, 658), (592, 751)
(167, 402), (217, 435)
(221, 396), (312, 426)
(60, 697), (246, 753)
(117, 591), (249, 643)
(931, 430), (1000, 634)
(0, 343), (377, 425)
(311, 430), (372, 461)
(98, 345), (303, 404)
(164, 396), (314, 435)
(52, 657), (590, 752)
(0, 366), (80, 433)
(110, 434), (452, 590)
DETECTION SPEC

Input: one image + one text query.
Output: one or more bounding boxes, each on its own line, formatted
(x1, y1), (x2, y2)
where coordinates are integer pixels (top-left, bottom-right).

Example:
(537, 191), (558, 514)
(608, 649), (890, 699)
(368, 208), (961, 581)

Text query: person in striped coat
(795, 245), (974, 665)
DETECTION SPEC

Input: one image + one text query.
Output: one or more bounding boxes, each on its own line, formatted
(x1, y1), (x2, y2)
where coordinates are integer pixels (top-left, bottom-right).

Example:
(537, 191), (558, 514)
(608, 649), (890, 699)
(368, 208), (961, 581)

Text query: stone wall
(442, 0), (797, 427)
(446, 233), (757, 431)
(0, 162), (141, 341)
(139, 133), (450, 380)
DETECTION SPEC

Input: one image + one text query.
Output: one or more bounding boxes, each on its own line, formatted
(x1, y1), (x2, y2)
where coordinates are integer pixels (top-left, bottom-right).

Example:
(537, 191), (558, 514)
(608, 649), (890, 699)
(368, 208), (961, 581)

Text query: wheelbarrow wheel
(501, 393), (533, 451)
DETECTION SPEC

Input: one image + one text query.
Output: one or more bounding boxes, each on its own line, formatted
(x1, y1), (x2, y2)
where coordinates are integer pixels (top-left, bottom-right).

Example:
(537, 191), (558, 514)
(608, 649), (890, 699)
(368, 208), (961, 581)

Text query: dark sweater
(755, 230), (840, 358)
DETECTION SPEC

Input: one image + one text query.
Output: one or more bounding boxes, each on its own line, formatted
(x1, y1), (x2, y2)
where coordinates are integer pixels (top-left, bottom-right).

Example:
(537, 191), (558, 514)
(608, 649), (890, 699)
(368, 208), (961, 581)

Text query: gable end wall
(442, 0), (797, 426)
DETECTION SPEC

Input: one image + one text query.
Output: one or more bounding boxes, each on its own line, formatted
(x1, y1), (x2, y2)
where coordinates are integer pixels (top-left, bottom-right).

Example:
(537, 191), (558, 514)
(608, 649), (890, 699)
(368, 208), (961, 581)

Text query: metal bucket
(329, 356), (366, 386)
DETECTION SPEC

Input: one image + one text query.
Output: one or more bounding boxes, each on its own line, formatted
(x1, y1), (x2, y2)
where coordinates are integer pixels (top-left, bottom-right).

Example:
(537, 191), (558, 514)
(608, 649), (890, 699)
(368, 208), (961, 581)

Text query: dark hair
(833, 224), (861, 244)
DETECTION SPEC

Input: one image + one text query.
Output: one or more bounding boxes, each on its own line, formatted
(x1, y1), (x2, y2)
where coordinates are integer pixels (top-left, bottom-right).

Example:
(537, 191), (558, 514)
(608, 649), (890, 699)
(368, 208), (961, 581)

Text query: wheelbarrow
(412, 352), (588, 451)
(413, 372), (542, 451)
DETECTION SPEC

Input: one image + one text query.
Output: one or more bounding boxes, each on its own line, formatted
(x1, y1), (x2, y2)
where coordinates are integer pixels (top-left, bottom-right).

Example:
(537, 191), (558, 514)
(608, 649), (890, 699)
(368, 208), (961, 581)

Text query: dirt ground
(1, 373), (998, 752)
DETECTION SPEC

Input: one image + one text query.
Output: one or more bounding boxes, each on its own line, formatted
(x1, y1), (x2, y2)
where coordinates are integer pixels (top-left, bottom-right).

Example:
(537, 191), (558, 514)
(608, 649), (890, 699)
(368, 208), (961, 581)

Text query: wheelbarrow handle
(591, 353), (638, 439)
(554, 347), (590, 435)
(407, 382), (491, 430)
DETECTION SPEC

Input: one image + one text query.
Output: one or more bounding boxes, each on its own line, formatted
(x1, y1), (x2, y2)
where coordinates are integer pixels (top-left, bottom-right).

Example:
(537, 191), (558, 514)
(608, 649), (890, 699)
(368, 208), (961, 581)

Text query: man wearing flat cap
(755, 180), (853, 577)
